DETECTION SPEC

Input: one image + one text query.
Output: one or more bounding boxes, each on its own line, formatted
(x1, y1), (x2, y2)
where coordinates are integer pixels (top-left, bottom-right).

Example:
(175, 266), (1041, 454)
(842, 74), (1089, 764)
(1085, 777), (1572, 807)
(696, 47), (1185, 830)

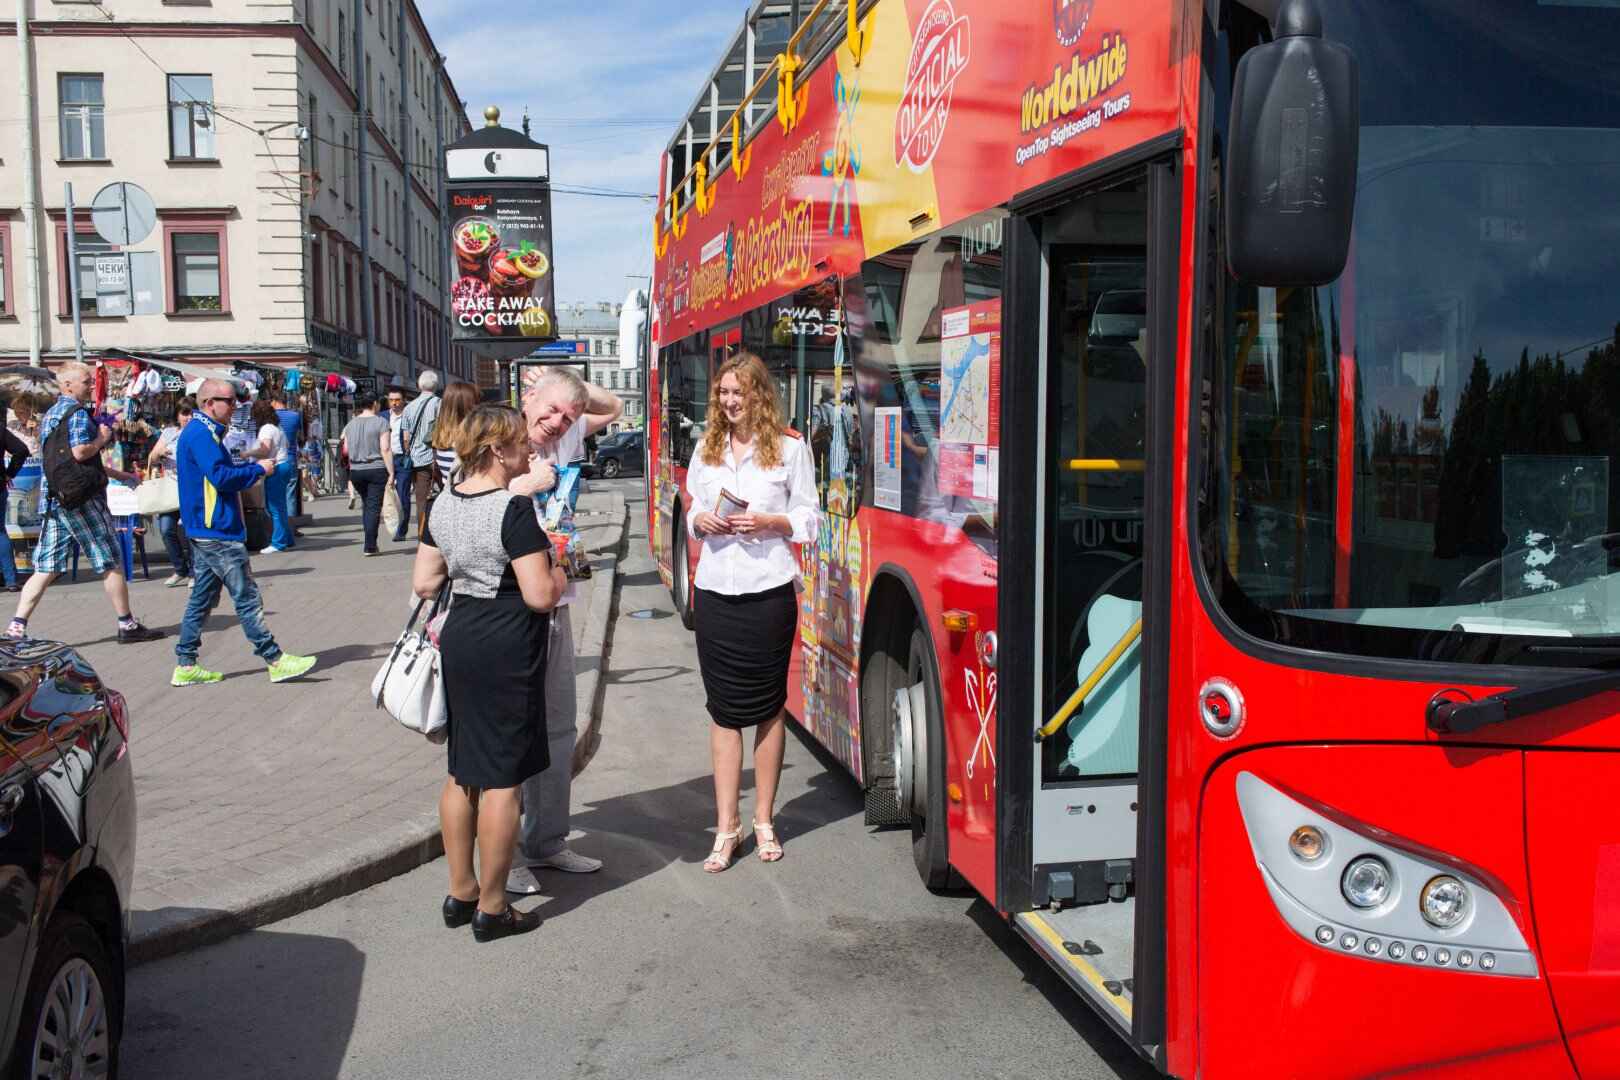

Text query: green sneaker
(267, 653), (317, 683)
(171, 664), (224, 687)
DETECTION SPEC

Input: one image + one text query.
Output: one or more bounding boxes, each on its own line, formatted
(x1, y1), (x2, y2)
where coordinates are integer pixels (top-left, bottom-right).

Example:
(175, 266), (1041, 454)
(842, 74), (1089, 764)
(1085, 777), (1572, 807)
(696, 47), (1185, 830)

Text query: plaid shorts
(34, 499), (120, 575)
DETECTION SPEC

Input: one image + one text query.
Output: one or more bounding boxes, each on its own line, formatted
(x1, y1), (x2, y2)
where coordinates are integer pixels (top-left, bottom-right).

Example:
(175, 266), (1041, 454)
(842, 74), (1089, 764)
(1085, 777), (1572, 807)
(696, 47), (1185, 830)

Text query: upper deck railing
(655, 0), (875, 251)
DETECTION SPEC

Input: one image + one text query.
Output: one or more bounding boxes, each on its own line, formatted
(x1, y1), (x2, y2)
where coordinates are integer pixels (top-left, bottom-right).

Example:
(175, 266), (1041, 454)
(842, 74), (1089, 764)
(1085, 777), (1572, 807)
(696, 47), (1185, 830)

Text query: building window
(311, 234), (325, 321)
(306, 94), (319, 175)
(0, 224), (11, 318)
(57, 226), (114, 318)
(59, 75), (105, 160)
(609, 370), (620, 390)
(371, 166), (378, 230)
(328, 116), (338, 194)
(342, 133), (354, 204)
(168, 75), (215, 160)
(338, 11), (348, 73)
(170, 231), (224, 312)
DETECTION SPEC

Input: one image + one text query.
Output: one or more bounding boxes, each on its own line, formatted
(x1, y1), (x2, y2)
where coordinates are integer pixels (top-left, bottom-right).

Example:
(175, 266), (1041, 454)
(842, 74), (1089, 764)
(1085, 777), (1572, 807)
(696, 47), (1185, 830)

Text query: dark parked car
(0, 641), (133, 1079)
(586, 431), (645, 479)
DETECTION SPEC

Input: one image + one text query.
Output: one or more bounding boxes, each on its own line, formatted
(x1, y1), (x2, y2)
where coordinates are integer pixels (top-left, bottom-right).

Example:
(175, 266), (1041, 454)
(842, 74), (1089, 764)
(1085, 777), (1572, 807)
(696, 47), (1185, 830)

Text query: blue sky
(417, 0), (749, 305)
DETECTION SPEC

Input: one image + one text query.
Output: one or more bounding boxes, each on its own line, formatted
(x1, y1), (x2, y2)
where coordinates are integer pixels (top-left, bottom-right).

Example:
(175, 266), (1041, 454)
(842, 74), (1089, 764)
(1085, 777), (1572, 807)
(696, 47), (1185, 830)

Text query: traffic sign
(90, 182), (157, 246)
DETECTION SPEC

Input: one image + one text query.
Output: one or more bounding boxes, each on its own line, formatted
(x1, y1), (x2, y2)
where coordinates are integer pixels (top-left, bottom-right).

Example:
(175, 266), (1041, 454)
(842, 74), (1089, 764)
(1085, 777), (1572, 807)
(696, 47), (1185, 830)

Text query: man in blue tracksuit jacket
(171, 379), (317, 687)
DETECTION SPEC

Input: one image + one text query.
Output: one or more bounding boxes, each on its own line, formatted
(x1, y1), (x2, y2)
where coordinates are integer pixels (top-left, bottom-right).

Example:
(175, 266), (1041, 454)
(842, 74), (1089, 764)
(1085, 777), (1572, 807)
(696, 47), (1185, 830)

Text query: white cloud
(420, 1), (747, 304)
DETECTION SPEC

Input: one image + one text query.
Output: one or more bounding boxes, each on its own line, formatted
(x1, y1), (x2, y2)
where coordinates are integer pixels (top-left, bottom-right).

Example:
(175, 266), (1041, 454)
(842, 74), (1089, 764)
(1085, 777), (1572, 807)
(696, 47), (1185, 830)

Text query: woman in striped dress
(431, 381), (480, 488)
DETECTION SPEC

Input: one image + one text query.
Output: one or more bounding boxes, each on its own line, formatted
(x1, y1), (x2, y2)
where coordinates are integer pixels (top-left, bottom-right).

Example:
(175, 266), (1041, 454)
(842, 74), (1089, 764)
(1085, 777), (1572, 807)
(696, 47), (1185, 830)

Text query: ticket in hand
(715, 488), (749, 518)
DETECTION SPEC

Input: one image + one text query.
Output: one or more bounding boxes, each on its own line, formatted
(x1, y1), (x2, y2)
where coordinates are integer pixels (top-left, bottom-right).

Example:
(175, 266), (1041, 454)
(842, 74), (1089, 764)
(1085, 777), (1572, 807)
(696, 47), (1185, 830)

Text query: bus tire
(902, 625), (952, 890)
(672, 517), (696, 631)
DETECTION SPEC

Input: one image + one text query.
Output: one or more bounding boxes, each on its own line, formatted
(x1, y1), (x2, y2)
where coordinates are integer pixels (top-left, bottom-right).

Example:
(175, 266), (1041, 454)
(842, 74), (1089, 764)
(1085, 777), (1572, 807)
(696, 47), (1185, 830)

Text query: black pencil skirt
(693, 582), (798, 730)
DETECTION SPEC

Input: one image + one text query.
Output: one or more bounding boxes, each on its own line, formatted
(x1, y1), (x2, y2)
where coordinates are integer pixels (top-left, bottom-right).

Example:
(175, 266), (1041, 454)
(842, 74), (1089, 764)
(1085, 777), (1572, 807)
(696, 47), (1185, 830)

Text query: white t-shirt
(258, 423), (290, 466)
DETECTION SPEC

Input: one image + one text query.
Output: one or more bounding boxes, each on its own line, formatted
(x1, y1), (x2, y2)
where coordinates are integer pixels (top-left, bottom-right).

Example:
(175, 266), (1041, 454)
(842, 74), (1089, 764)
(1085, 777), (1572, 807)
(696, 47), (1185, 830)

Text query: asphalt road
(121, 479), (1156, 1080)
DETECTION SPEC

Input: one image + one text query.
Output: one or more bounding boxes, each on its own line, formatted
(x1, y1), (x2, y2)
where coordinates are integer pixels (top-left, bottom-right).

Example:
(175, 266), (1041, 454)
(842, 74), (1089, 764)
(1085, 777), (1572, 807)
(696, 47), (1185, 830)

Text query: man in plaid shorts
(6, 362), (163, 643)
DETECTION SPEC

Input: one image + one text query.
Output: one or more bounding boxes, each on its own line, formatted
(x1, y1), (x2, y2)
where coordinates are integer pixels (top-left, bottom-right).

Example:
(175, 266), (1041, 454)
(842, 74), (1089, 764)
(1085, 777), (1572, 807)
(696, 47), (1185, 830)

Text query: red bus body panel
(648, 1), (1620, 1075)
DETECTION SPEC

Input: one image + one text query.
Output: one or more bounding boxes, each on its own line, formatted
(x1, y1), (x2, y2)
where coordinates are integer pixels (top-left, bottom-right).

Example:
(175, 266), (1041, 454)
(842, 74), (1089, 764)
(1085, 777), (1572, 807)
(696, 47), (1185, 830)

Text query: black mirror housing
(1225, 0), (1359, 287)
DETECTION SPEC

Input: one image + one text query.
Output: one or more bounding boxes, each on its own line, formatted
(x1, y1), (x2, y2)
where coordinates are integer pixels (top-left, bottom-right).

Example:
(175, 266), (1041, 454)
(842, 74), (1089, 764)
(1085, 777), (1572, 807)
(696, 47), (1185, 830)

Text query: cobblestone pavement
(8, 488), (625, 961)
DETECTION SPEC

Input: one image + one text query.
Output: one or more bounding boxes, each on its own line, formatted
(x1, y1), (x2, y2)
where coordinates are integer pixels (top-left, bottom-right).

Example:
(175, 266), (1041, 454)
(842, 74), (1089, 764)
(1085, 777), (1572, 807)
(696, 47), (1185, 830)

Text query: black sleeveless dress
(423, 488), (553, 788)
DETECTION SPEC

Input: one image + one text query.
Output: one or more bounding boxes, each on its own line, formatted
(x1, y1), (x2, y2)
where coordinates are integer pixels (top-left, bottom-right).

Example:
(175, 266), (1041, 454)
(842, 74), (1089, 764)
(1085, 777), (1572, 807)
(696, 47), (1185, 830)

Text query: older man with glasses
(5, 361), (162, 644)
(169, 379), (317, 687)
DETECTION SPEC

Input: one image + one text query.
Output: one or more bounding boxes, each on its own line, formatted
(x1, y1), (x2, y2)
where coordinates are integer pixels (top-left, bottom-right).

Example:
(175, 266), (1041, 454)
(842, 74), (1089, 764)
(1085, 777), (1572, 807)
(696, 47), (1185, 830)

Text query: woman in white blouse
(686, 352), (820, 872)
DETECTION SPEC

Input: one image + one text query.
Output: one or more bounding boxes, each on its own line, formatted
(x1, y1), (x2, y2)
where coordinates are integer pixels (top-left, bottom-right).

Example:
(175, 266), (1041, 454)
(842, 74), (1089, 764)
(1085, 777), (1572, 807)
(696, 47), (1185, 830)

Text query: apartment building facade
(0, 0), (481, 383)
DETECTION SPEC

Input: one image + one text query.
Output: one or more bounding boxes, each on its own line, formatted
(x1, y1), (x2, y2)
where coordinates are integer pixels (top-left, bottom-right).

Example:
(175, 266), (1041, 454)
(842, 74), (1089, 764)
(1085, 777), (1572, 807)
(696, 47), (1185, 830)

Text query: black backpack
(42, 406), (108, 509)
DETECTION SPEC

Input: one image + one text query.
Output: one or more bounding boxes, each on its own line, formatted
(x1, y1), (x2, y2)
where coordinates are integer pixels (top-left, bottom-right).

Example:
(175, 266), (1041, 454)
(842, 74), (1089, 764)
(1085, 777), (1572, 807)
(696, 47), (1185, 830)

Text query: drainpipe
(16, 0), (43, 363)
(353, 0), (375, 375)
(433, 51), (449, 379)
(397, 0), (416, 379)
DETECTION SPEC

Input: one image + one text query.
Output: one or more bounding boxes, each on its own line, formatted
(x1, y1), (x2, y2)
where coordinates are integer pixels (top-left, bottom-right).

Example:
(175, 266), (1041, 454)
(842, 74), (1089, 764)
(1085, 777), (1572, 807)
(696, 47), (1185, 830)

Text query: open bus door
(997, 158), (1179, 1065)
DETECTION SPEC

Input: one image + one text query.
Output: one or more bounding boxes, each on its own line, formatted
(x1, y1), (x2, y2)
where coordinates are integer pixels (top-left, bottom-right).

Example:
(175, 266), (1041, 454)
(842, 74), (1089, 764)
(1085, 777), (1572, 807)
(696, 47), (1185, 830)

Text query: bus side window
(809, 340), (863, 518)
(670, 333), (709, 468)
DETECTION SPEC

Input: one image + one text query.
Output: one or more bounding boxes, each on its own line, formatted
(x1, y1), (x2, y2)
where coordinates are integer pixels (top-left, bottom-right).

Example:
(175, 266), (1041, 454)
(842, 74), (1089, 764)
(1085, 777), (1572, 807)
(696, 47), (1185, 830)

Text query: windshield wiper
(1428, 668), (1620, 734)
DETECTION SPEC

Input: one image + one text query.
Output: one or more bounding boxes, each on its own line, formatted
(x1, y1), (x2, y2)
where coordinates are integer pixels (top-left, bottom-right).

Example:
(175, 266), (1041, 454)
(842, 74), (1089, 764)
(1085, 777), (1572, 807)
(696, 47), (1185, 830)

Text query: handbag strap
(374, 584), (452, 709)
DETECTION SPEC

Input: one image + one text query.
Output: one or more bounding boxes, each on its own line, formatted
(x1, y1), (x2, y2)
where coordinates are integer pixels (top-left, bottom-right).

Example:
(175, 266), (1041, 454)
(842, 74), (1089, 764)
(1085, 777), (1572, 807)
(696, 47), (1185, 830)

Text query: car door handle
(0, 784), (24, 819)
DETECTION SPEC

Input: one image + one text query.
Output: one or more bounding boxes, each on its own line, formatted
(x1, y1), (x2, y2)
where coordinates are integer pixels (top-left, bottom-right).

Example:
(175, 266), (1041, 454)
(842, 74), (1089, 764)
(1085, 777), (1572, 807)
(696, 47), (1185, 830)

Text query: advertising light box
(448, 182), (557, 342)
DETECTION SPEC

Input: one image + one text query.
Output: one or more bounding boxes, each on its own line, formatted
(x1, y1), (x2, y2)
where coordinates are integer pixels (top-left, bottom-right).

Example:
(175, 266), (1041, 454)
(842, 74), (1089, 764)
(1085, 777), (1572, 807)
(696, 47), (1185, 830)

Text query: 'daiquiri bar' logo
(894, 0), (971, 173)
(1054, 0), (1093, 47)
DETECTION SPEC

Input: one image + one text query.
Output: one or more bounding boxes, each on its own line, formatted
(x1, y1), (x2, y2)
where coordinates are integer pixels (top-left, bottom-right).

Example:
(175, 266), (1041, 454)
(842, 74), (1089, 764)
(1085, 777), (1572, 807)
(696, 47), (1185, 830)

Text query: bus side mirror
(1225, 0), (1358, 286)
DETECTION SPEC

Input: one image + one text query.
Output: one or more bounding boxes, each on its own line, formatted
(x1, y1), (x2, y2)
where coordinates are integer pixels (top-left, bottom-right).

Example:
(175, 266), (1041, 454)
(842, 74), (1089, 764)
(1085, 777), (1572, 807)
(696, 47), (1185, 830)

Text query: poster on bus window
(936, 299), (1001, 500)
(875, 406), (903, 510)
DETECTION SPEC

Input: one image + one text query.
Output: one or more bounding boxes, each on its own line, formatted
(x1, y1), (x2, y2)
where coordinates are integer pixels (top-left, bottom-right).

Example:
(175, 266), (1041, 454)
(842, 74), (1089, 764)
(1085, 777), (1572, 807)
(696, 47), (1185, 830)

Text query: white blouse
(685, 432), (820, 596)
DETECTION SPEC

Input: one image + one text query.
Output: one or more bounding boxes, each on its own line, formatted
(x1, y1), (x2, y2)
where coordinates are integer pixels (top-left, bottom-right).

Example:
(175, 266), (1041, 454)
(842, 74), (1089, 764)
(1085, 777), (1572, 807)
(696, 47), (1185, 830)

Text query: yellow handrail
(656, 0), (839, 236)
(1065, 459), (1146, 472)
(1036, 619), (1142, 741)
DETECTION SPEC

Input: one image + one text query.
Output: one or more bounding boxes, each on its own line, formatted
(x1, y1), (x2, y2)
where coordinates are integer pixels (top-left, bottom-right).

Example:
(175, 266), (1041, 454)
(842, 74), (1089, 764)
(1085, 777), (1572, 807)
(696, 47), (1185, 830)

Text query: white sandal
(703, 826), (744, 873)
(753, 821), (783, 863)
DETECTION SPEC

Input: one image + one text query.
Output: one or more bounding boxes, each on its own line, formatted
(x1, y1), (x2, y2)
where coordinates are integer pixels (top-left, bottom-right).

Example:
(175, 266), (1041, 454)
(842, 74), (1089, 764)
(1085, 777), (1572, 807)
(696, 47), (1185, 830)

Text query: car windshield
(1203, 0), (1620, 666)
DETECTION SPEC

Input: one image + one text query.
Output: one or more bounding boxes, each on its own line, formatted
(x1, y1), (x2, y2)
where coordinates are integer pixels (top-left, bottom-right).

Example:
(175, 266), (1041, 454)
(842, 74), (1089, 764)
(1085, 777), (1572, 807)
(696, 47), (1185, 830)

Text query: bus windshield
(1204, 0), (1620, 666)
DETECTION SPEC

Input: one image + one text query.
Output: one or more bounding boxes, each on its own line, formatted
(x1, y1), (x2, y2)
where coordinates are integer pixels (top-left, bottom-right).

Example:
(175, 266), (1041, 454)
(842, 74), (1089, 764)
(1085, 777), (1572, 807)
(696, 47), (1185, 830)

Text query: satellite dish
(90, 182), (158, 247)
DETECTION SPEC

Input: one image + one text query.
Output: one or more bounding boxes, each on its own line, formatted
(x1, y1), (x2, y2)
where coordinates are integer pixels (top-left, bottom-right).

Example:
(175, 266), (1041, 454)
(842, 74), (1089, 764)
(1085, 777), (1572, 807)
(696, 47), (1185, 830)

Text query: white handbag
(135, 474), (181, 516)
(372, 589), (449, 741)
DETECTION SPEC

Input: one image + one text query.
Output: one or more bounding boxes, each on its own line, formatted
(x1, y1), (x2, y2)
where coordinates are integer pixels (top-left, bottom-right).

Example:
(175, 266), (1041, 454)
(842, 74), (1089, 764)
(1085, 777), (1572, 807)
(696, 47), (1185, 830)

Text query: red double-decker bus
(645, 1), (1620, 1074)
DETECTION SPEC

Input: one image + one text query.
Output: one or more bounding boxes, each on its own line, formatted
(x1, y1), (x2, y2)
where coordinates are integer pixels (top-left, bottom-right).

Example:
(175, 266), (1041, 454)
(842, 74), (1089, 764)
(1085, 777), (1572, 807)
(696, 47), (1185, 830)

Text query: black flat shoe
(471, 905), (541, 943)
(442, 895), (477, 929)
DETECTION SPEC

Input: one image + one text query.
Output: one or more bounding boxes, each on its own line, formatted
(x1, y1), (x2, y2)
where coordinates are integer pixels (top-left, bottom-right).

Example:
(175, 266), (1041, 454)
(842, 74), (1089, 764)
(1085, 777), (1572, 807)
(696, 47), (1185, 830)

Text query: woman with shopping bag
(142, 401), (192, 587)
(339, 393), (394, 556)
(410, 405), (568, 942)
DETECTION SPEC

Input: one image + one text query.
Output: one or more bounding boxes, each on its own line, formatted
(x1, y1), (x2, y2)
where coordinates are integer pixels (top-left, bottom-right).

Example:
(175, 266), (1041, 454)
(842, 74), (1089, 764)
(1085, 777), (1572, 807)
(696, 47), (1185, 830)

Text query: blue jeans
(392, 464), (413, 540)
(155, 511), (191, 577)
(0, 493), (16, 587)
(264, 460), (296, 550)
(176, 539), (281, 666)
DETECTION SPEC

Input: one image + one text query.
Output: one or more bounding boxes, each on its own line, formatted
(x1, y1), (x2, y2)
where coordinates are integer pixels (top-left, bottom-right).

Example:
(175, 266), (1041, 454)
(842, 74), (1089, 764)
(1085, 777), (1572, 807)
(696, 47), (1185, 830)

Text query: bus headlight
(1420, 875), (1471, 929)
(1341, 856), (1393, 909)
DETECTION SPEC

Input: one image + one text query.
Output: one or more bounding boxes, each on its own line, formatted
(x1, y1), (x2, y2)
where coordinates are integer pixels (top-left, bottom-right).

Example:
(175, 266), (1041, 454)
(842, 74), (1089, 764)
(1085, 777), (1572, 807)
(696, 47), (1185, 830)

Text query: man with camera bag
(5, 362), (163, 643)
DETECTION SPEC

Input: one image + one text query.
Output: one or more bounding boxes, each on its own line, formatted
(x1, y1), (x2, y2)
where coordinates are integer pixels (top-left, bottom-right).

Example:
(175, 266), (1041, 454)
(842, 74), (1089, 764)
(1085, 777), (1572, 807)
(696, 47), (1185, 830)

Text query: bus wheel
(672, 519), (696, 631)
(895, 625), (951, 890)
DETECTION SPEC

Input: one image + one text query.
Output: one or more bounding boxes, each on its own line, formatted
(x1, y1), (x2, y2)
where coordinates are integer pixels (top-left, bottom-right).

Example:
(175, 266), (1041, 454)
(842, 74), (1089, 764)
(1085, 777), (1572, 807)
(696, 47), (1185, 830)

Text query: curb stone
(129, 489), (631, 966)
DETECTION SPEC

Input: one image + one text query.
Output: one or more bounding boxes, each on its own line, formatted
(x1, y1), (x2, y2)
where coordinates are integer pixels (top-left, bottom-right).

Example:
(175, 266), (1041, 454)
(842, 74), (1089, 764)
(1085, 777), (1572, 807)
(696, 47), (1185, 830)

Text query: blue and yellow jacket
(176, 414), (266, 542)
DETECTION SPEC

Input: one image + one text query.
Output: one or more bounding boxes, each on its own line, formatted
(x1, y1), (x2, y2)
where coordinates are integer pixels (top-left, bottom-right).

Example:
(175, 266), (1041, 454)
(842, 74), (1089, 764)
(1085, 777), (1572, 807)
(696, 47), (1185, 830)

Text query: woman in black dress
(412, 405), (567, 942)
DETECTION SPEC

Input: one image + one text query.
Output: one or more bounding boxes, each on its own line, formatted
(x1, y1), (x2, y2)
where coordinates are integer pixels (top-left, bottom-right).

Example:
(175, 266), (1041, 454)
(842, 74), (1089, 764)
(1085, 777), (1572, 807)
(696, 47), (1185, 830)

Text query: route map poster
(936, 299), (1001, 500)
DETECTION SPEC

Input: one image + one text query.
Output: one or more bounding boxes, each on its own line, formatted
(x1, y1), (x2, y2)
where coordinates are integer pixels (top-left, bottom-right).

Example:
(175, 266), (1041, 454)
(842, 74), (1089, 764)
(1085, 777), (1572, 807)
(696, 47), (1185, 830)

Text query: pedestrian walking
(5, 362), (163, 644)
(399, 370), (444, 541)
(503, 368), (623, 894)
(149, 401), (195, 588)
(339, 393), (395, 556)
(250, 399), (296, 554)
(430, 381), (480, 485)
(272, 392), (303, 522)
(412, 404), (568, 942)
(387, 388), (410, 539)
(0, 413), (29, 593)
(684, 353), (819, 872)
(299, 435), (323, 502)
(170, 379), (316, 687)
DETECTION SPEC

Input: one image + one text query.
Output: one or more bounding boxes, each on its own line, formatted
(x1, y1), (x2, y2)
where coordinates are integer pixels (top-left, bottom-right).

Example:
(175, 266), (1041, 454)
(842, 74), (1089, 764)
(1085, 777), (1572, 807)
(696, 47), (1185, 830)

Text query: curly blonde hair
(701, 352), (784, 469)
